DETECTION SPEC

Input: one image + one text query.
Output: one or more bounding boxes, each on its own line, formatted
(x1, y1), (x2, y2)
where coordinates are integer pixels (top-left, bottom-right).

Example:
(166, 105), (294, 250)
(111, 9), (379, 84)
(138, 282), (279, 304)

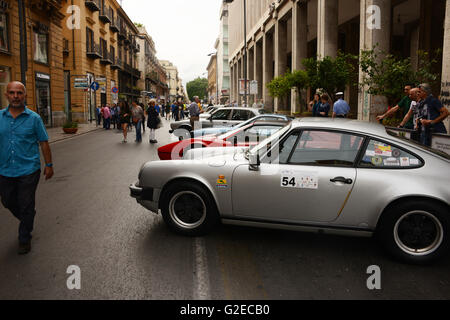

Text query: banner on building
(249, 80), (258, 95)
(74, 77), (89, 89)
(239, 79), (248, 95)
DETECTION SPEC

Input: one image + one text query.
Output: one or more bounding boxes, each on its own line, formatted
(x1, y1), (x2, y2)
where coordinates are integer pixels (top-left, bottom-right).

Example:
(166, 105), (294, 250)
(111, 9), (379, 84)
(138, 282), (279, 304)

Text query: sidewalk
(47, 122), (102, 144)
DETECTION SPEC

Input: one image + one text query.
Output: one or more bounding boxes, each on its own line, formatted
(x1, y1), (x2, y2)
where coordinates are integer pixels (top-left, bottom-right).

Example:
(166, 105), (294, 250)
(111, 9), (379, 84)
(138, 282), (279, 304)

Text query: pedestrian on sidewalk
(165, 101), (171, 121)
(317, 94), (331, 117)
(416, 83), (449, 147)
(131, 101), (144, 143)
(188, 96), (202, 130)
(146, 99), (160, 144)
(102, 104), (111, 130)
(119, 101), (131, 143)
(139, 103), (146, 134)
(0, 81), (54, 255)
(332, 92), (351, 119)
(96, 106), (102, 126)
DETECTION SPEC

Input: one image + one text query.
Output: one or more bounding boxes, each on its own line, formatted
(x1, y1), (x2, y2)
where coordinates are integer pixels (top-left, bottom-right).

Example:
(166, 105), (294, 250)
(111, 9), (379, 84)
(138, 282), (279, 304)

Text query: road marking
(193, 237), (210, 300)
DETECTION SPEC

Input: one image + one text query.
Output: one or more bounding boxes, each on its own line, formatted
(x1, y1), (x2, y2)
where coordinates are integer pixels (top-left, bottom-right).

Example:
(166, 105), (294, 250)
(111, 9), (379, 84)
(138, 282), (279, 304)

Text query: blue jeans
(134, 120), (142, 142)
(0, 170), (41, 244)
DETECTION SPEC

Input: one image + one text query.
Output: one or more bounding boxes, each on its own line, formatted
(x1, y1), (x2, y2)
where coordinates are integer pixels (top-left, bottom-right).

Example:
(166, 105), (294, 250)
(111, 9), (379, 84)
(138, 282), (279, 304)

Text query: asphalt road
(1, 118), (449, 300)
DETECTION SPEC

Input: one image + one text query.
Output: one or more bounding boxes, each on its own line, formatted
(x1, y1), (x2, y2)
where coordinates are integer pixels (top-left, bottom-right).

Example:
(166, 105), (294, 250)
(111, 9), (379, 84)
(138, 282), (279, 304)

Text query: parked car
(189, 114), (294, 140)
(158, 120), (290, 160)
(169, 107), (266, 137)
(200, 106), (220, 119)
(130, 118), (450, 264)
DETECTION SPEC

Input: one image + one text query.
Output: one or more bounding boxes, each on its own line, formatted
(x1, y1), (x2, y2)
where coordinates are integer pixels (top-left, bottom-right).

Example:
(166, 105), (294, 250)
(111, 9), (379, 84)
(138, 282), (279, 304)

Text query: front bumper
(129, 182), (159, 213)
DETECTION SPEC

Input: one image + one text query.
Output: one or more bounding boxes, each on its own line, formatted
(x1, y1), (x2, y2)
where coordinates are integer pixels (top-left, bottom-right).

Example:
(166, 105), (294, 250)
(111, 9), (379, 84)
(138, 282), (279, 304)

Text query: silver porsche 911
(130, 118), (450, 264)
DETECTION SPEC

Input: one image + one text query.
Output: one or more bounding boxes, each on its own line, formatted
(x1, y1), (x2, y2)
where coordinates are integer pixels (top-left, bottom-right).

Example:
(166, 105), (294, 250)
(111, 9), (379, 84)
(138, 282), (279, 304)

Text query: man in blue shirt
(0, 82), (54, 255)
(416, 83), (449, 147)
(332, 92), (351, 118)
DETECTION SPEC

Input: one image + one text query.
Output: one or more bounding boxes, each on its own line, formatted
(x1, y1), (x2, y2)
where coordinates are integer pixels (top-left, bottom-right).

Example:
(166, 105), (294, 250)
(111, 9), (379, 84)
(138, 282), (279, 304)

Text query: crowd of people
(376, 83), (449, 147)
(308, 92), (351, 118)
(95, 96), (206, 144)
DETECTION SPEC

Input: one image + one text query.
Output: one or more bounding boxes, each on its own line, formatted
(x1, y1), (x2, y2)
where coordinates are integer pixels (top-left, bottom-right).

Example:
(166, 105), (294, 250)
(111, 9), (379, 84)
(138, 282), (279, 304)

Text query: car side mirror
(249, 152), (260, 171)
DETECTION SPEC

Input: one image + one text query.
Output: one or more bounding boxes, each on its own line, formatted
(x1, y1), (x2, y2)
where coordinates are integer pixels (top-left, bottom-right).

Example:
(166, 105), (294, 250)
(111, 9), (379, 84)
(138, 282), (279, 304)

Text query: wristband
(45, 163), (53, 168)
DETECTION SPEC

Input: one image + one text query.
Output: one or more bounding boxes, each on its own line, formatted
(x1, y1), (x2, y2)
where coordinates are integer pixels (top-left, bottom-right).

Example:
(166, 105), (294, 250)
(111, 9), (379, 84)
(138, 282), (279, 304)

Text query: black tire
(377, 200), (450, 264)
(160, 182), (220, 236)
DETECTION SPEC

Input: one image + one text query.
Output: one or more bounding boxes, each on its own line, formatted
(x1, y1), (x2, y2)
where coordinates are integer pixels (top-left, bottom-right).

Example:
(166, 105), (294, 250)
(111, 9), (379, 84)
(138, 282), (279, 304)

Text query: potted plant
(63, 121), (78, 134)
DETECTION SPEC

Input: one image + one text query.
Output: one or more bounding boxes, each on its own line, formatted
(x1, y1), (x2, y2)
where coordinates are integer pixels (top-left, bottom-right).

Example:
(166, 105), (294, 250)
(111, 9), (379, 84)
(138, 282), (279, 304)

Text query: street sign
(250, 80), (258, 95)
(74, 78), (89, 89)
(112, 87), (119, 94)
(90, 82), (100, 91)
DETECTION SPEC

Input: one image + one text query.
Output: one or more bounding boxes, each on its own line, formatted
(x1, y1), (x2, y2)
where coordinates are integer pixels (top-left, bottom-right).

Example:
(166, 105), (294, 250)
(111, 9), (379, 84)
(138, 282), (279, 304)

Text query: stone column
(230, 63), (235, 103)
(274, 19), (288, 112)
(248, 46), (255, 106)
(291, 0), (308, 115)
(317, 0), (339, 58)
(358, 0), (392, 122)
(255, 40), (263, 101)
(442, 0), (450, 132)
(263, 31), (274, 112)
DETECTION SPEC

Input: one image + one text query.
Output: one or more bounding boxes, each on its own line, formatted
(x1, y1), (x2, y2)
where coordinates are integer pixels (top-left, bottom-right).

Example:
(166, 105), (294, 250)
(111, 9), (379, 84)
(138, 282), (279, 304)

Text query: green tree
(187, 77), (209, 101)
(267, 69), (309, 111)
(359, 46), (440, 106)
(302, 52), (358, 102)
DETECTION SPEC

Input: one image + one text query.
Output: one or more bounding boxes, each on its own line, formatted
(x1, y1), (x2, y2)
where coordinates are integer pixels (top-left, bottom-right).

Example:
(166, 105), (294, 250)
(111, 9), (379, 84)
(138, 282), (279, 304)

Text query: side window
(211, 109), (231, 120)
(288, 131), (363, 166)
(232, 109), (252, 120)
(360, 140), (422, 168)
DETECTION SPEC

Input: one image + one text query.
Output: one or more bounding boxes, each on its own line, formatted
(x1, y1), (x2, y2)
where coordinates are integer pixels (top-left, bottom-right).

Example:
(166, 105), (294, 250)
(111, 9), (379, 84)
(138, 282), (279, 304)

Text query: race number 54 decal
(281, 171), (319, 189)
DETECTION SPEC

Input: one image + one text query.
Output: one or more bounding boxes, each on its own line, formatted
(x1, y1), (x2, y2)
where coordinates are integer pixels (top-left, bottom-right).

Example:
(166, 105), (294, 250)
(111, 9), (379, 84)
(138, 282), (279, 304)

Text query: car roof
(216, 107), (263, 112)
(292, 118), (388, 137)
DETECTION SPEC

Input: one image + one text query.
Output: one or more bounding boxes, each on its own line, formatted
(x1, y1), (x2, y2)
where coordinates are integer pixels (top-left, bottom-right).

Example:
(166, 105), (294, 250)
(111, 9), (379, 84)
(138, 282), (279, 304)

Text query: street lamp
(208, 52), (219, 105)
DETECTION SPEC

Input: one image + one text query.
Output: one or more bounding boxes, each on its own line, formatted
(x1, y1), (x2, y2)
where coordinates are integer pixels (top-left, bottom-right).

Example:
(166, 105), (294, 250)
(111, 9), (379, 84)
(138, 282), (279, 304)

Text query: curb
(49, 127), (102, 144)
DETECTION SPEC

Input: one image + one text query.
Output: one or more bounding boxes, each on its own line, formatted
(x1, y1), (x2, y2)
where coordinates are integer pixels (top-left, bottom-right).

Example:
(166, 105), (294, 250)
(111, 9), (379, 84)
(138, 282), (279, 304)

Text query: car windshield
(246, 123), (292, 158)
(386, 130), (450, 160)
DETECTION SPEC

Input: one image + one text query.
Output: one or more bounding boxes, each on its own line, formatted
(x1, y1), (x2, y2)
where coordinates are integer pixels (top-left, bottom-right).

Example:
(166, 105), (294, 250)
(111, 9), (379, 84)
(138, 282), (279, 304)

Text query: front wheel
(378, 200), (449, 264)
(161, 182), (220, 236)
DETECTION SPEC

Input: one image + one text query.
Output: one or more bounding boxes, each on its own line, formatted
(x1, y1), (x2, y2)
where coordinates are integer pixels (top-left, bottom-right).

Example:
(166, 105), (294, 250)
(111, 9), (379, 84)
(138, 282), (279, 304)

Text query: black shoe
(18, 241), (31, 255)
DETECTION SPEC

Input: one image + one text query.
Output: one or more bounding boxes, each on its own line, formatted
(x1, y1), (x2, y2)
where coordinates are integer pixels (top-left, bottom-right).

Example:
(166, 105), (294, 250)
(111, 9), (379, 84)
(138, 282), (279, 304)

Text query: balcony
(99, 8), (111, 24)
(100, 51), (113, 65)
(109, 18), (119, 33)
(123, 33), (131, 45)
(85, 0), (100, 12)
(118, 23), (127, 40)
(111, 57), (122, 70)
(132, 41), (140, 52)
(86, 42), (102, 59)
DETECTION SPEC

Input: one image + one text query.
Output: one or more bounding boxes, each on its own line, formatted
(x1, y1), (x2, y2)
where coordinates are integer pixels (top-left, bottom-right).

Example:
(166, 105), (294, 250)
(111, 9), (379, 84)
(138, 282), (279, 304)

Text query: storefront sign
(36, 72), (50, 81)
(249, 80), (258, 95)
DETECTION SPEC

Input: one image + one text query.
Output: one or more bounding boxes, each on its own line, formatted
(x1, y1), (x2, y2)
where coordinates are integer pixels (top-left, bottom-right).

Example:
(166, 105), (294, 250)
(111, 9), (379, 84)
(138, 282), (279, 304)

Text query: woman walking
(131, 101), (145, 143)
(146, 99), (160, 144)
(119, 101), (131, 143)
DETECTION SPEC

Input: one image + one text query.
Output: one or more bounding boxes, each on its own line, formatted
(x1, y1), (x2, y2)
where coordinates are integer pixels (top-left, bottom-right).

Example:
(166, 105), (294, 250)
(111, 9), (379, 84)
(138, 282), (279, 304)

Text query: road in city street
(1, 118), (449, 300)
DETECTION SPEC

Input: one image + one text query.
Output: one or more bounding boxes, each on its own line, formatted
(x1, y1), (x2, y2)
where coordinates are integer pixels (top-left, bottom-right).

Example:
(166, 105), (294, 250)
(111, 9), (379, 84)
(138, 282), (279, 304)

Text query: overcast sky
(122, 0), (221, 88)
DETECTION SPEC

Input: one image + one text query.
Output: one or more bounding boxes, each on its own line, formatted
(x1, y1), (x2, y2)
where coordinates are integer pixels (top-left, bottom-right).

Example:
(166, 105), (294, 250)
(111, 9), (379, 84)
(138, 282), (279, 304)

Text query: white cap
(336, 92), (344, 96)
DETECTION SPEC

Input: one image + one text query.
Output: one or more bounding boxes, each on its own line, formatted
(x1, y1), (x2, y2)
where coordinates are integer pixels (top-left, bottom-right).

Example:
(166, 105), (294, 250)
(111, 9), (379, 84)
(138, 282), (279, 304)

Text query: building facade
(136, 26), (168, 104)
(0, 0), (65, 126)
(160, 60), (182, 102)
(61, 0), (141, 123)
(207, 52), (217, 103)
(228, 0), (450, 130)
(217, 1), (231, 104)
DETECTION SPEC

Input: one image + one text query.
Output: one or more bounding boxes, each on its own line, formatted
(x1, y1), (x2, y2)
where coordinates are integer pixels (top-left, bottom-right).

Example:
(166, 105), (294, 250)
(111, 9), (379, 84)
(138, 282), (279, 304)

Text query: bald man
(0, 81), (54, 255)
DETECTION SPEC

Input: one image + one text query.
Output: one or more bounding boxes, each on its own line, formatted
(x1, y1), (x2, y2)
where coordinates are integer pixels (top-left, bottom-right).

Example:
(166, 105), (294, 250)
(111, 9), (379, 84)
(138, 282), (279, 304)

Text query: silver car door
(210, 109), (232, 127)
(231, 130), (364, 223)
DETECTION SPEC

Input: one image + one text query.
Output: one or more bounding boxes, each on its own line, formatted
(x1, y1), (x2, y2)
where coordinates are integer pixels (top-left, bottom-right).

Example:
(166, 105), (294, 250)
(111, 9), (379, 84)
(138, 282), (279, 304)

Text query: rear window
(387, 130), (450, 160)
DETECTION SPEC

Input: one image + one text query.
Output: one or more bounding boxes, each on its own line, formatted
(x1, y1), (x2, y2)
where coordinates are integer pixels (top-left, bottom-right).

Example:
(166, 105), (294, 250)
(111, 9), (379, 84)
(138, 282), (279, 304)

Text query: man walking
(332, 92), (351, 118)
(0, 81), (54, 254)
(188, 96), (202, 130)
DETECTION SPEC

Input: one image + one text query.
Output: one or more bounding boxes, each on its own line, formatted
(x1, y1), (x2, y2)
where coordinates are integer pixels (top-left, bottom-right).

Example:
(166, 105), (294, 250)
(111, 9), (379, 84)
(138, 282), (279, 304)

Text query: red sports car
(158, 121), (289, 160)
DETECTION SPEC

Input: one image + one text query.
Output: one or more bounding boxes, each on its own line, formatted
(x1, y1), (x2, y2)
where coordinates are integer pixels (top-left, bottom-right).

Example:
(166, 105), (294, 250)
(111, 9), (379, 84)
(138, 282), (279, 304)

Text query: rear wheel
(378, 200), (449, 264)
(161, 182), (220, 236)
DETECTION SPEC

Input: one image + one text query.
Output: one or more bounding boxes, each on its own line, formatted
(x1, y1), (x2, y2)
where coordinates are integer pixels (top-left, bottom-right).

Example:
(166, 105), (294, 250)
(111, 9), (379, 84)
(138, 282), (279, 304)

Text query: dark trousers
(0, 170), (41, 244)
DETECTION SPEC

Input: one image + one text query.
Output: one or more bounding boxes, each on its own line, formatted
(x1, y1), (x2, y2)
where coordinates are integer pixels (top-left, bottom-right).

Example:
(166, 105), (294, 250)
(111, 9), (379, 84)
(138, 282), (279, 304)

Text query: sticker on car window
(281, 171), (318, 189)
(374, 143), (392, 157)
(400, 157), (410, 167)
(383, 158), (400, 166)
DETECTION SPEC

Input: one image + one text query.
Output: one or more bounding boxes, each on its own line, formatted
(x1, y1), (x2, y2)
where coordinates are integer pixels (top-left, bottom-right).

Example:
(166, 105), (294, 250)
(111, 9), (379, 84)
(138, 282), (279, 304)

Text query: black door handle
(330, 177), (353, 184)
